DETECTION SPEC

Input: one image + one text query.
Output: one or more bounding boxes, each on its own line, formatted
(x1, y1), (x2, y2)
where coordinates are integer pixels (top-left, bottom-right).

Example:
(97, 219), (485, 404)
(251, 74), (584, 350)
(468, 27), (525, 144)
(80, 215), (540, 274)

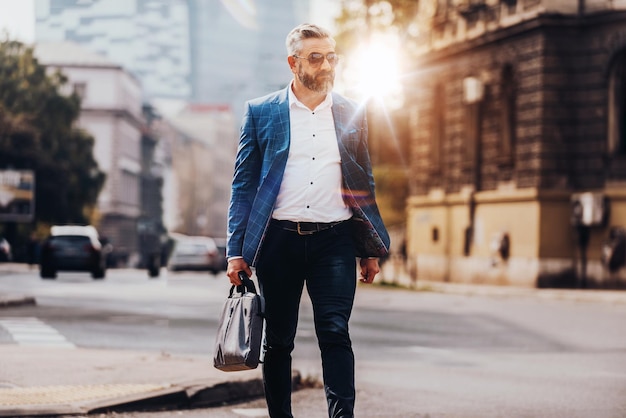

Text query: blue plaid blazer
(227, 87), (390, 266)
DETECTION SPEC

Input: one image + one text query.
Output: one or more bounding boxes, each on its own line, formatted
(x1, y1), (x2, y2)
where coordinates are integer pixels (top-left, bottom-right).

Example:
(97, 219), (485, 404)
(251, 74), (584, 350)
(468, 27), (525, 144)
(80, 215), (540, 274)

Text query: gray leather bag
(213, 272), (264, 371)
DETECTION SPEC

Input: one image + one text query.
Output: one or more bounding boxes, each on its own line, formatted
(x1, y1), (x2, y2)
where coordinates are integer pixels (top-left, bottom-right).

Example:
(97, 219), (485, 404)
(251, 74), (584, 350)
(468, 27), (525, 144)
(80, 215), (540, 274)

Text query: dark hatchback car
(40, 225), (106, 279)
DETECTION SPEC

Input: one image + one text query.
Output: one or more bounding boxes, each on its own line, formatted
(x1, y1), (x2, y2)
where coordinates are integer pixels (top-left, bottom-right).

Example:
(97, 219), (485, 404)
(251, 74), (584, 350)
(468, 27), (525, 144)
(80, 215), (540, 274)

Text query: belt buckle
(296, 222), (316, 236)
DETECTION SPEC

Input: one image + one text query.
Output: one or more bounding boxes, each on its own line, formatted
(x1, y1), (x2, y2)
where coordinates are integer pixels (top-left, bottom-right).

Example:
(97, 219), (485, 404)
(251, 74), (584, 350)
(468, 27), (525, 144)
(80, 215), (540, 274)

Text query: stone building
(406, 0), (626, 288)
(34, 41), (145, 265)
(165, 104), (237, 239)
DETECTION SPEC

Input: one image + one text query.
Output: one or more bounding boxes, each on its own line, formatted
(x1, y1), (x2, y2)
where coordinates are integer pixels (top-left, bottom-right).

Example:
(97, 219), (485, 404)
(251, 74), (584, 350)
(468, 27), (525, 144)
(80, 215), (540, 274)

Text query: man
(226, 23), (390, 418)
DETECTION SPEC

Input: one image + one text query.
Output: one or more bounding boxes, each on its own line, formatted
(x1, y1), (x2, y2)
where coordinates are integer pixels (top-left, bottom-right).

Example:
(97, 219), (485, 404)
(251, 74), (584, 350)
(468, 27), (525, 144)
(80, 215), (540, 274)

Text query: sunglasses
(293, 52), (339, 67)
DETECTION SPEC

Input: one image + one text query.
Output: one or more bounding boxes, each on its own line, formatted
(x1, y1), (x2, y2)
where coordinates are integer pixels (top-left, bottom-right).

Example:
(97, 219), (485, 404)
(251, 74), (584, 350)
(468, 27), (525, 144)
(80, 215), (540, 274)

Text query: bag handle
(230, 271), (258, 296)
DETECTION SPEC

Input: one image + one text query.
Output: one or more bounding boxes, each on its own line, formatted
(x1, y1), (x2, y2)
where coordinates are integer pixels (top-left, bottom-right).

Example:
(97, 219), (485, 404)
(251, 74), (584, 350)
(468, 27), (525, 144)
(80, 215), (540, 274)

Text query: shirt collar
(288, 80), (333, 111)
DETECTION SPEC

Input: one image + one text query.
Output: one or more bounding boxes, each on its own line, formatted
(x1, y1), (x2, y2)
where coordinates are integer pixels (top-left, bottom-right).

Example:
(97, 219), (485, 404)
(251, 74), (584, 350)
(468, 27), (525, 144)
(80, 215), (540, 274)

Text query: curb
(413, 280), (626, 304)
(0, 372), (300, 417)
(95, 372), (301, 415)
(0, 378), (265, 417)
(93, 378), (268, 415)
(0, 296), (36, 308)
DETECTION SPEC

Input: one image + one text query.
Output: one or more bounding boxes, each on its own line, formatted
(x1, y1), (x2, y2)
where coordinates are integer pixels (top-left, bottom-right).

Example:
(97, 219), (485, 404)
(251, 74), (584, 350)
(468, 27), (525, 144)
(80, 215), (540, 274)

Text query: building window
(73, 82), (87, 100)
(502, 0), (517, 14)
(608, 50), (626, 157)
(499, 65), (516, 166)
(121, 171), (139, 206)
(462, 77), (483, 176)
(463, 102), (481, 169)
(431, 83), (445, 173)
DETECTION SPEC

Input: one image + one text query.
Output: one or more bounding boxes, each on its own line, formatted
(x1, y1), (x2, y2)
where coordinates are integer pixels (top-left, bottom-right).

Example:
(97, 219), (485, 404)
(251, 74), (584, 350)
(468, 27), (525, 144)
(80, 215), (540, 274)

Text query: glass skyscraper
(188, 0), (309, 113)
(35, 0), (311, 111)
(35, 0), (191, 100)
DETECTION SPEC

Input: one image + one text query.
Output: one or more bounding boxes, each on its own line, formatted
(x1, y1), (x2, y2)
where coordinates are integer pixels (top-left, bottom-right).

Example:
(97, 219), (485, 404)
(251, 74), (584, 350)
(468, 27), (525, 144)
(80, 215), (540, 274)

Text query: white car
(167, 235), (221, 274)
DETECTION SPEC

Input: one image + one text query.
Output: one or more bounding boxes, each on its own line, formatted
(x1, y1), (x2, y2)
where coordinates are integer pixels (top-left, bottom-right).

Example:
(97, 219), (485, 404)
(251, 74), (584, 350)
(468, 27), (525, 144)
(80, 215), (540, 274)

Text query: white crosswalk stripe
(231, 408), (269, 417)
(0, 317), (75, 348)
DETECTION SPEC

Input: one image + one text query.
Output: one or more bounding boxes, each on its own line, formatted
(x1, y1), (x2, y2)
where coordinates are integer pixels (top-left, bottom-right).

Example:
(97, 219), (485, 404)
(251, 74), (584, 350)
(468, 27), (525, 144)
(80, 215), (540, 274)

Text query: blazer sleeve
(227, 101), (262, 259)
(356, 110), (377, 200)
(341, 100), (391, 258)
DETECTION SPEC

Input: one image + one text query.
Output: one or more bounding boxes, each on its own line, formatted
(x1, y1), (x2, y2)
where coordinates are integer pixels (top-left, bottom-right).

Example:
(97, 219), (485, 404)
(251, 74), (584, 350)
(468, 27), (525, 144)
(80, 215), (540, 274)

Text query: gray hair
(285, 23), (336, 56)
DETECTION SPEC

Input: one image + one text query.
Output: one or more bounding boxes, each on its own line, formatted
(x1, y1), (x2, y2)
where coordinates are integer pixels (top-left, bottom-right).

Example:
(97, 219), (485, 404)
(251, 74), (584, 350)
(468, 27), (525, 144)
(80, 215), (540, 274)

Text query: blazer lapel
(260, 90), (290, 194)
(332, 96), (350, 164)
(273, 92), (290, 155)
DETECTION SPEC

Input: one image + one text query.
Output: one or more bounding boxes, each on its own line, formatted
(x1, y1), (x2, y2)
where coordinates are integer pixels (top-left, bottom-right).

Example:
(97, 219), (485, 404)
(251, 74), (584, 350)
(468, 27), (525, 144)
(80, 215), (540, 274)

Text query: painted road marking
(231, 408), (269, 417)
(0, 317), (75, 348)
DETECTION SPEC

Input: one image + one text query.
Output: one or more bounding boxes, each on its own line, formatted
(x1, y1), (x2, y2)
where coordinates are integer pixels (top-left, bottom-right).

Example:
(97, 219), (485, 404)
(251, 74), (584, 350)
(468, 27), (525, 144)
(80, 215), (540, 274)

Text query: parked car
(39, 225), (106, 279)
(167, 235), (221, 274)
(0, 237), (12, 262)
(213, 237), (228, 273)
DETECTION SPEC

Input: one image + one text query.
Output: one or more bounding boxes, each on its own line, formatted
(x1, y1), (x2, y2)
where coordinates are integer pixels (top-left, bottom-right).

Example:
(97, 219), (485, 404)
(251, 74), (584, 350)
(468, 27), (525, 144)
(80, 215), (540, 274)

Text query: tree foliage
(334, 0), (420, 54)
(0, 39), (105, 226)
(373, 165), (409, 228)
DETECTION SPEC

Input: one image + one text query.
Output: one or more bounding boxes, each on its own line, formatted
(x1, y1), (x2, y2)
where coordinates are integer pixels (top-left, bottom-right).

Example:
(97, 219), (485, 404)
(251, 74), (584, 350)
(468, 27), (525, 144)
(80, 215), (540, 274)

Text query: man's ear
(287, 55), (297, 71)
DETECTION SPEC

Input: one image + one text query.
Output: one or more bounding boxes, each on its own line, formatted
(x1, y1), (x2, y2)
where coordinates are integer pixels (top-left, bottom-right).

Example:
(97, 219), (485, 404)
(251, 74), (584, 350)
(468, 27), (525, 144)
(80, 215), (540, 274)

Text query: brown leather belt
(271, 219), (347, 235)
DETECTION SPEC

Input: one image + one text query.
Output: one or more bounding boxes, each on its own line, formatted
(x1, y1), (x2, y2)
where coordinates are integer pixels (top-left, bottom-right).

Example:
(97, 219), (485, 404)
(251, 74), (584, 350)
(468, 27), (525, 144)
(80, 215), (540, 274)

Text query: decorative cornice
(411, 11), (626, 67)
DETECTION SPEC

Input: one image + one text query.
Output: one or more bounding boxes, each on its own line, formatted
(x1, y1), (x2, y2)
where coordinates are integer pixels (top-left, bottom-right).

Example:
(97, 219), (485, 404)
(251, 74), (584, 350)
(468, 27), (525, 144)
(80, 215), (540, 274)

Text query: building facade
(165, 104), (237, 238)
(35, 0), (191, 100)
(36, 0), (311, 106)
(406, 0), (626, 288)
(187, 0), (309, 113)
(35, 41), (145, 265)
(33, 0), (313, 242)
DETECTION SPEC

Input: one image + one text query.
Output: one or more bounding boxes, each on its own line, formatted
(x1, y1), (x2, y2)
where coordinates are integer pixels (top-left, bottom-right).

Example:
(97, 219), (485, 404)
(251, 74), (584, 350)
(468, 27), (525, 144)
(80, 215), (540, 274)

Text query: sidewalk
(0, 345), (269, 417)
(0, 263), (272, 417)
(1, 262), (625, 416)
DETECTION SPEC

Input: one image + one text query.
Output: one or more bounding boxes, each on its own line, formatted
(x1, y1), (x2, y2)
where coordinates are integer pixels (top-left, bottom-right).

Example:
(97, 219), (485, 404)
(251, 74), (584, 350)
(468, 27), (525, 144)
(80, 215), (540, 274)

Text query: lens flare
(343, 33), (403, 107)
(219, 0), (258, 30)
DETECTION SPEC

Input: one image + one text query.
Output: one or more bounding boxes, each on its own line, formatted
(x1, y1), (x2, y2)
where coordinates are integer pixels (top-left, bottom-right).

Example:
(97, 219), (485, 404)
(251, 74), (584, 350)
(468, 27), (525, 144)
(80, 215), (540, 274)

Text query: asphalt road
(1, 268), (625, 417)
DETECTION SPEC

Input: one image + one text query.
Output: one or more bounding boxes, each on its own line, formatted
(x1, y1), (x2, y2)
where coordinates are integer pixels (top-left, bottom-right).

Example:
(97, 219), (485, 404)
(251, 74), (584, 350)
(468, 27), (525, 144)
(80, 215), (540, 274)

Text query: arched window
(608, 50), (626, 157)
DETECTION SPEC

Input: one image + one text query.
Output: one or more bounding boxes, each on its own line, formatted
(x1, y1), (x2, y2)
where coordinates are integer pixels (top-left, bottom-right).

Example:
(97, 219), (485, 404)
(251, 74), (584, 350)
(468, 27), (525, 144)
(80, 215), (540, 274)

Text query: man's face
(293, 38), (336, 94)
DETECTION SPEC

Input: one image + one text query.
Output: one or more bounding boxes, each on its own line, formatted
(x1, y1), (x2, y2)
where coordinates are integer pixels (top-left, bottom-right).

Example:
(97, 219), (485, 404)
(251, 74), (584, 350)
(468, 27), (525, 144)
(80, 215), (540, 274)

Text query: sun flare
(343, 33), (403, 106)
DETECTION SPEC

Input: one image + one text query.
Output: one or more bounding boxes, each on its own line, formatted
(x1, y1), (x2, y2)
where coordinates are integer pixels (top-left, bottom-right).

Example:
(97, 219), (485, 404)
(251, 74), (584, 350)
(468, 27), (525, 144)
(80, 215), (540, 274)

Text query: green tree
(0, 39), (105, 226)
(335, 1), (416, 229)
(334, 0), (419, 54)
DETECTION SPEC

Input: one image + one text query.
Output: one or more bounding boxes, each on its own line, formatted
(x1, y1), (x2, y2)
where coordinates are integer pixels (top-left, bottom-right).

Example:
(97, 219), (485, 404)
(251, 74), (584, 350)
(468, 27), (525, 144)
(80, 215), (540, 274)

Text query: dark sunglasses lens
(304, 53), (339, 66)
(308, 53), (325, 65)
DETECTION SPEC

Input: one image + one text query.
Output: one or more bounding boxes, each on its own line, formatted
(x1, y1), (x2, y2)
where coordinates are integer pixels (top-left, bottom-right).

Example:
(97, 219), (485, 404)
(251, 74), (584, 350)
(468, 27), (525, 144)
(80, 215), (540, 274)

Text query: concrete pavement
(0, 262), (275, 417)
(0, 345), (270, 417)
(1, 262), (625, 416)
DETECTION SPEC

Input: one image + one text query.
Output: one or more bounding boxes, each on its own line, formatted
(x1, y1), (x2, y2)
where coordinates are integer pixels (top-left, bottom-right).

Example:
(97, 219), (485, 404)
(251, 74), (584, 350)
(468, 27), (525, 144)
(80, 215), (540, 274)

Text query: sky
(0, 0), (35, 43)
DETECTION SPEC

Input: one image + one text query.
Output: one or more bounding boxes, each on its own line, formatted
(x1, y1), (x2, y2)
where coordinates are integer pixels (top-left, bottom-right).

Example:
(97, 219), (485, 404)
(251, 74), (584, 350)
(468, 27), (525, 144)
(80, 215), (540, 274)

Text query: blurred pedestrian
(226, 23), (390, 418)
(26, 232), (39, 268)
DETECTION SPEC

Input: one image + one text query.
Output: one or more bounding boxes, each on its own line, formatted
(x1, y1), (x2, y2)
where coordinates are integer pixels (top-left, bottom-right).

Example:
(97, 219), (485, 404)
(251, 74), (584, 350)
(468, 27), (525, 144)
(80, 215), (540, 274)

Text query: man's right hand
(226, 258), (253, 286)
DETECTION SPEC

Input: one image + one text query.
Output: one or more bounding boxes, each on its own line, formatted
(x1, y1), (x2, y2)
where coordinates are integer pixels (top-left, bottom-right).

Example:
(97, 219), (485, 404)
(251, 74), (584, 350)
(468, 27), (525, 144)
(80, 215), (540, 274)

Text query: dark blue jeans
(256, 220), (356, 418)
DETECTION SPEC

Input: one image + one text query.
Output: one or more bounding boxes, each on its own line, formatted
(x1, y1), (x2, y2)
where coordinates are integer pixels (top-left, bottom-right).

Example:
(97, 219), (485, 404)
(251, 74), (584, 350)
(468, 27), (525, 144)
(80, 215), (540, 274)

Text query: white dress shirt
(271, 84), (352, 223)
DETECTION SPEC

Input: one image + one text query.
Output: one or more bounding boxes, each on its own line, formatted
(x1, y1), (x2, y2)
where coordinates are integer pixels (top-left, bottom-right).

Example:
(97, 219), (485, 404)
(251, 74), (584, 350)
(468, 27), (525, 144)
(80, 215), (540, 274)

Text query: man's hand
(359, 258), (380, 284)
(226, 258), (253, 286)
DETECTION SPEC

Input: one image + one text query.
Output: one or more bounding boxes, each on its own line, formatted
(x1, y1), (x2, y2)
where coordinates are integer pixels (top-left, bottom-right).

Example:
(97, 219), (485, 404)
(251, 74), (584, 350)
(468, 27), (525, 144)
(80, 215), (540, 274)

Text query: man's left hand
(359, 258), (380, 284)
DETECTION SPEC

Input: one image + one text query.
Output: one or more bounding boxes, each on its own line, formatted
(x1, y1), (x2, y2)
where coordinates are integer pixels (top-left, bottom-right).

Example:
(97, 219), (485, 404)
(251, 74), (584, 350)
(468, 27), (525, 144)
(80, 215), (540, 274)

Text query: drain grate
(0, 383), (170, 406)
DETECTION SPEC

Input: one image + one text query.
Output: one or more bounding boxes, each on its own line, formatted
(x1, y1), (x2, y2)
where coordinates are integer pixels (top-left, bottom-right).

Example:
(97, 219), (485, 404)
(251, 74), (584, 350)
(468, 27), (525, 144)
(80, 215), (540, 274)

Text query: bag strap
(229, 271), (258, 296)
